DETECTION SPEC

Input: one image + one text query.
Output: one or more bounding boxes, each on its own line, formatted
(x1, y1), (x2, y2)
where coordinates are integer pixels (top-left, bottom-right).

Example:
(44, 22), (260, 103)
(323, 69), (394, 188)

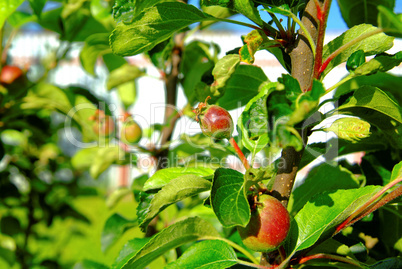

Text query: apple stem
(229, 137), (251, 170)
(278, 246), (286, 262)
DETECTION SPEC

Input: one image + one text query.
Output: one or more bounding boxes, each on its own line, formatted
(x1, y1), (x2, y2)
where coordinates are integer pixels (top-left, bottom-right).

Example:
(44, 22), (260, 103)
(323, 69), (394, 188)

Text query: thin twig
(229, 137), (251, 170)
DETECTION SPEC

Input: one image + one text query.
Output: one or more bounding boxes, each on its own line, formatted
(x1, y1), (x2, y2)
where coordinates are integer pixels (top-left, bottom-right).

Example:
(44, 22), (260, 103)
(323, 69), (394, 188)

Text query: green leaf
(7, 11), (35, 28)
(106, 188), (133, 208)
(90, 145), (125, 179)
(90, 0), (113, 21)
(73, 145), (127, 180)
(0, 241), (15, 266)
(335, 86), (402, 148)
(369, 257), (402, 269)
(74, 260), (109, 269)
(198, 54), (240, 103)
(286, 186), (382, 256)
(378, 5), (402, 37)
(71, 147), (100, 171)
(138, 174), (212, 231)
(218, 64), (268, 110)
(299, 136), (388, 170)
(0, 216), (21, 236)
(107, 63), (145, 90)
(38, 7), (63, 34)
(177, 133), (234, 160)
(233, 0), (263, 26)
(201, 5), (235, 29)
(112, 238), (151, 269)
(210, 168), (249, 228)
(337, 86), (402, 125)
(120, 217), (220, 269)
(278, 74), (302, 102)
(28, 0), (46, 18)
(101, 213), (137, 252)
(97, 55), (122, 74)
(337, 0), (394, 28)
(110, 2), (214, 56)
(335, 72), (402, 105)
(353, 51), (402, 77)
(390, 161), (402, 181)
(238, 82), (275, 156)
(181, 40), (217, 101)
(21, 83), (98, 141)
(117, 81), (137, 109)
(288, 164), (359, 216)
(106, 63), (145, 108)
(61, 3), (108, 42)
(112, 0), (167, 23)
(0, 0), (24, 29)
(324, 117), (371, 143)
(268, 4), (293, 16)
(239, 30), (280, 64)
(1, 130), (27, 147)
(265, 79), (323, 151)
(322, 24), (394, 76)
(143, 167), (214, 191)
(80, 33), (112, 76)
(165, 240), (237, 269)
(202, 0), (232, 7)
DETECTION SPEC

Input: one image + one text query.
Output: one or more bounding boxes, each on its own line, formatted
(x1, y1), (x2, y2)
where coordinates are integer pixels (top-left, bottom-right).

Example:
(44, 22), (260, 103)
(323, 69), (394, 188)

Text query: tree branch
(261, 1), (324, 265)
(271, 0), (322, 207)
(155, 33), (185, 170)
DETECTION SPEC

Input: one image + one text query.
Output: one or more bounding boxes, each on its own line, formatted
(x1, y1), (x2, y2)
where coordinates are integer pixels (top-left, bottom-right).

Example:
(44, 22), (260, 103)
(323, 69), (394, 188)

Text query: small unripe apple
(237, 194), (290, 252)
(193, 96), (233, 140)
(120, 118), (142, 144)
(89, 110), (115, 137)
(0, 65), (23, 85)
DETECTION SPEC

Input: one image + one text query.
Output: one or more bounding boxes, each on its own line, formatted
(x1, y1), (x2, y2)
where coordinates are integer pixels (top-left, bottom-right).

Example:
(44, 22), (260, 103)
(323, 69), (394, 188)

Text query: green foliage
(118, 217), (220, 269)
(286, 186), (382, 255)
(210, 168), (250, 228)
(378, 5), (402, 37)
(322, 24), (394, 77)
(2, 0), (402, 268)
(0, 0), (24, 29)
(137, 172), (212, 231)
(165, 240), (237, 268)
(324, 117), (371, 143)
(337, 0), (395, 28)
(288, 164), (360, 216)
(110, 2), (213, 56)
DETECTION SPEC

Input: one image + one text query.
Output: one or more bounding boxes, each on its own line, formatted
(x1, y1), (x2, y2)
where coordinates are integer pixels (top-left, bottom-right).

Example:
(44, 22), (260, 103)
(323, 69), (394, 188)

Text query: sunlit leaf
(286, 186), (382, 255)
(288, 164), (359, 216)
(143, 167), (214, 191)
(322, 24), (394, 76)
(324, 117), (371, 143)
(165, 240), (237, 269)
(138, 174), (212, 231)
(110, 2), (214, 56)
(0, 0), (24, 29)
(120, 217), (220, 269)
(101, 213), (137, 252)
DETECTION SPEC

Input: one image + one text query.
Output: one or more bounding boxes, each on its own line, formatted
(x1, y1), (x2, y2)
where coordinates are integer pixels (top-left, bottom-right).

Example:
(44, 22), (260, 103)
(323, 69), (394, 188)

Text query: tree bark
(261, 0), (323, 266)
